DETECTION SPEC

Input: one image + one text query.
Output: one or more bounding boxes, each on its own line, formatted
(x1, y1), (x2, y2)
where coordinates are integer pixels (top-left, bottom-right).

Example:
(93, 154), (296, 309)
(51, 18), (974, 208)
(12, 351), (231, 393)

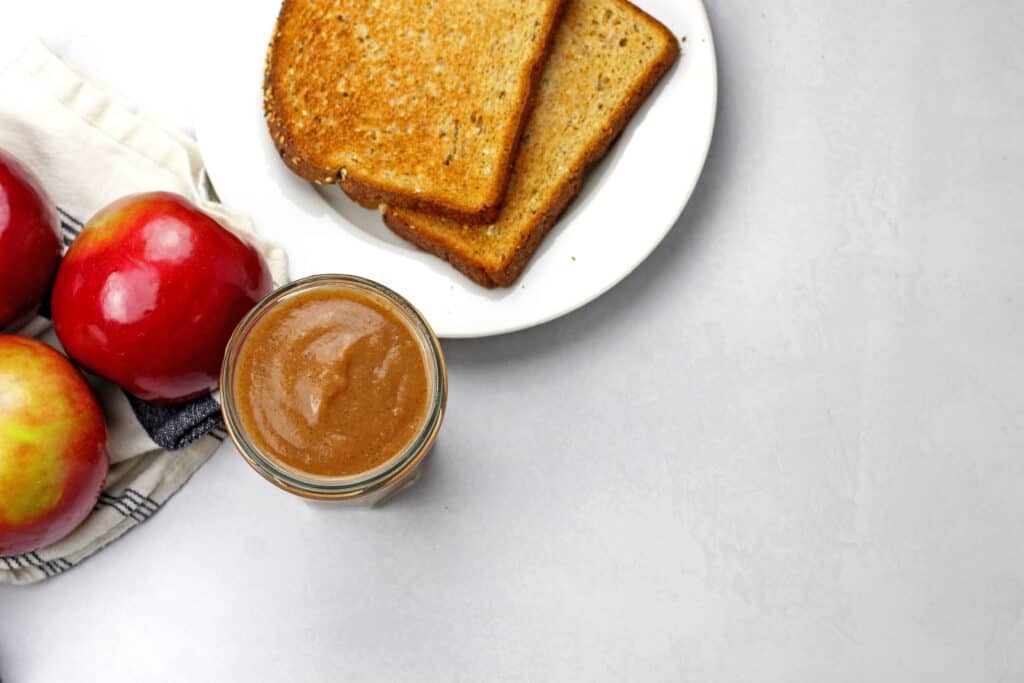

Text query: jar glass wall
(220, 274), (446, 504)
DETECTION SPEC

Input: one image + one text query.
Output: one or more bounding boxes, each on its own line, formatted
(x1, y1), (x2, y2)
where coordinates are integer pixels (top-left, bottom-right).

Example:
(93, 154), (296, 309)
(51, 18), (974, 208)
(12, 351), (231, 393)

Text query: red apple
(51, 192), (272, 404)
(0, 336), (108, 556)
(0, 149), (61, 331)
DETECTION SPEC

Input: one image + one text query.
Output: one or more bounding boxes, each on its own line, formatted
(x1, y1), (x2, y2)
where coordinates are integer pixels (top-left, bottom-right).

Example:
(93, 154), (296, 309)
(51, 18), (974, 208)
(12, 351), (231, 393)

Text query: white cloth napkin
(0, 40), (289, 585)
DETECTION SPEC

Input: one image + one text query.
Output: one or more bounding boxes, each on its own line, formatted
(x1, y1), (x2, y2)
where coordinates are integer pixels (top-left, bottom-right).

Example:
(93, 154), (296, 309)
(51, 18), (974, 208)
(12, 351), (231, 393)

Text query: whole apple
(0, 149), (61, 331)
(0, 336), (108, 556)
(51, 192), (272, 404)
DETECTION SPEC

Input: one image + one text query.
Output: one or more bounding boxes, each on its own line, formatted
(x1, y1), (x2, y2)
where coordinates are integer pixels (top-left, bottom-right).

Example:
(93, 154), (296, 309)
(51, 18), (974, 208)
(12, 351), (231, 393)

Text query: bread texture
(384, 0), (680, 287)
(265, 0), (566, 224)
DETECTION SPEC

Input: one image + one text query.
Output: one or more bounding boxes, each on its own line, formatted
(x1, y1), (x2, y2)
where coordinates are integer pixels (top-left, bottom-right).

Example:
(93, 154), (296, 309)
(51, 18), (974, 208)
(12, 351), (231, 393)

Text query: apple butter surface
(233, 286), (429, 477)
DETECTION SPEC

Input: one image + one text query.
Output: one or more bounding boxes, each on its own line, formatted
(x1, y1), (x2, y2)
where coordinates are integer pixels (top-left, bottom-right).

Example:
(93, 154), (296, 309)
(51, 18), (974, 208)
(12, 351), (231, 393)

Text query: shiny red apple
(0, 335), (108, 556)
(0, 149), (61, 332)
(51, 192), (272, 404)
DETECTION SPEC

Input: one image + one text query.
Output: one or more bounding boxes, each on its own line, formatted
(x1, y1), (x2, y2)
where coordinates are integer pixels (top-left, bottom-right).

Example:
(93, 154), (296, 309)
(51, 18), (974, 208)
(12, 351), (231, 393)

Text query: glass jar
(220, 274), (446, 505)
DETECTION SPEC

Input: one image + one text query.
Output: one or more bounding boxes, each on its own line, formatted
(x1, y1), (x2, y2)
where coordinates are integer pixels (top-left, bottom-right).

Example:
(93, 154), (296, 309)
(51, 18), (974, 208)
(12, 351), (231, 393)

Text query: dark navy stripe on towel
(123, 488), (160, 514)
(98, 493), (148, 522)
(56, 206), (83, 228)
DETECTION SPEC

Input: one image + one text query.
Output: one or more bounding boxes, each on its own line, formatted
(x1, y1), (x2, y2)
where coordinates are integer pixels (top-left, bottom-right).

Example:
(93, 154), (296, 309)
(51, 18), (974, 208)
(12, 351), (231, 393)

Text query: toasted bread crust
(340, 170), (506, 223)
(383, 210), (495, 287)
(385, 0), (681, 287)
(264, 0), (567, 225)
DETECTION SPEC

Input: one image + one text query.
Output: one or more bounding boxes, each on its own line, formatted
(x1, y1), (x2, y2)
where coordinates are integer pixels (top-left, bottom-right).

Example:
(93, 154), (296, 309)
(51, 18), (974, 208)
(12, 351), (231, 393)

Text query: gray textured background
(1, 1), (1023, 680)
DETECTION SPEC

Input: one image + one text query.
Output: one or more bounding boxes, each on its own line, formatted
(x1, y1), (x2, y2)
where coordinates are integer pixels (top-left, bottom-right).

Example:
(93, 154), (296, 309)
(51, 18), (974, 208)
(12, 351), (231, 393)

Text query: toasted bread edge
(265, 0), (569, 226)
(385, 3), (681, 288)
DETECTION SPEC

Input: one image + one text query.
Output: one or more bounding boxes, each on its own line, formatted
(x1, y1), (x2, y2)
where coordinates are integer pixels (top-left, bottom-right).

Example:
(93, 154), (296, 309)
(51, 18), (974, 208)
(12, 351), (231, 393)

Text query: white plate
(194, 0), (716, 338)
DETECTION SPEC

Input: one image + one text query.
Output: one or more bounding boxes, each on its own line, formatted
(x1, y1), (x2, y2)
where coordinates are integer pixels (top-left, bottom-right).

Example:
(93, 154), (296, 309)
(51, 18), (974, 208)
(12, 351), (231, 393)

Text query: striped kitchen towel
(0, 40), (289, 585)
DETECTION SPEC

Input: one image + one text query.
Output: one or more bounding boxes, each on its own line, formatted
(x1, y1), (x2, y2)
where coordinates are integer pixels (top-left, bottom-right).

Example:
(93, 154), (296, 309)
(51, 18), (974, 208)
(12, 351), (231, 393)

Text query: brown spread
(232, 286), (429, 478)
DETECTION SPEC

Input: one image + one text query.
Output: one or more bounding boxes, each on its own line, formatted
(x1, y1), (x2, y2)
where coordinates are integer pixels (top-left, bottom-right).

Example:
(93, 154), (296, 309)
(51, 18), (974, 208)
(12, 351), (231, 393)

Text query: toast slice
(264, 0), (567, 225)
(384, 0), (680, 287)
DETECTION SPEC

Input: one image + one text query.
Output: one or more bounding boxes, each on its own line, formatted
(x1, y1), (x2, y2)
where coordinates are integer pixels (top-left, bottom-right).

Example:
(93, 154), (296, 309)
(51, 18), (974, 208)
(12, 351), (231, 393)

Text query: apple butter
(232, 285), (430, 478)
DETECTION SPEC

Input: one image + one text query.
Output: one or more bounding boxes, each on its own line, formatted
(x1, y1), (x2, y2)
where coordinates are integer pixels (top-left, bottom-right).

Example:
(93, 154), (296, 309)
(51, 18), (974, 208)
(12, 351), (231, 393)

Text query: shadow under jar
(220, 274), (446, 505)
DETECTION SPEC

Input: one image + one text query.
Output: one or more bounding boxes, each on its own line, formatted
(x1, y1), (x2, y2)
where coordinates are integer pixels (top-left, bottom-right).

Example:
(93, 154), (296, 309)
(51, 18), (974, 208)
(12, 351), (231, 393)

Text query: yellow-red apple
(0, 336), (109, 556)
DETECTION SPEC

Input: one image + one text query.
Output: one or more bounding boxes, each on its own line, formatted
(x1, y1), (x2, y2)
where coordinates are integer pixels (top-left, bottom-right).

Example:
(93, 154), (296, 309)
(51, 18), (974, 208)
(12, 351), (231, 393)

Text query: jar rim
(220, 274), (447, 500)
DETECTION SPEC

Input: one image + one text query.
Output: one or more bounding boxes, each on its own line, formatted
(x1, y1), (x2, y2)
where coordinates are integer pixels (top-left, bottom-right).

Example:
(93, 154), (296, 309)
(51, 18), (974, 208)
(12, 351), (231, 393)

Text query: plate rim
(195, 0), (718, 339)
